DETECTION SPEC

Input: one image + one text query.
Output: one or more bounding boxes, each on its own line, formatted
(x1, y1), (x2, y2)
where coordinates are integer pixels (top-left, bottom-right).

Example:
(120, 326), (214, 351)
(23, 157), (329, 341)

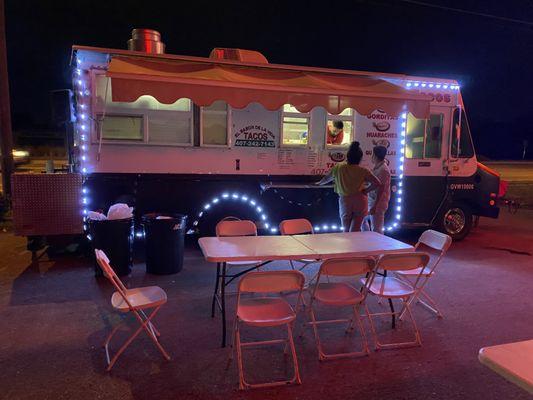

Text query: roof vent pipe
(127, 29), (165, 54)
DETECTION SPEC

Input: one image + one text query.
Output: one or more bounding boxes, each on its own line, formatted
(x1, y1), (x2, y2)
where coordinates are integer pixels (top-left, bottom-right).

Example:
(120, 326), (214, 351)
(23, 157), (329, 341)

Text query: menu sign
(356, 110), (401, 176)
(234, 125), (276, 147)
(232, 103), (280, 148)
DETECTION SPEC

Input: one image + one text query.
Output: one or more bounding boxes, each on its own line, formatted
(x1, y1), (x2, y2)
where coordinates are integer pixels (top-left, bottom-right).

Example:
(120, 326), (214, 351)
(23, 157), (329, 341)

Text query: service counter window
(94, 74), (193, 145)
(405, 113), (444, 159)
(327, 108), (354, 147)
(201, 101), (228, 146)
(281, 104), (309, 146)
(451, 108), (474, 158)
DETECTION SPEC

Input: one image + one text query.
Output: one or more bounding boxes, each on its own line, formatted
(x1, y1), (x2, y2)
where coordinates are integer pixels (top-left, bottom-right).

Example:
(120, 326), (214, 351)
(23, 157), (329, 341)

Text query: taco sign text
(234, 125), (276, 147)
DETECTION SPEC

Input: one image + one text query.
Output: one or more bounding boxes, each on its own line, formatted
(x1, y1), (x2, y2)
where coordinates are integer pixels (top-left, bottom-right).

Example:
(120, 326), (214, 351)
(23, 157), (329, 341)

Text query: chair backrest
(377, 252), (430, 272)
(417, 230), (452, 253)
(315, 257), (377, 299)
(216, 220), (257, 237)
(279, 218), (313, 235)
(320, 257), (376, 277)
(238, 270), (305, 294)
(94, 249), (127, 295)
(415, 230), (452, 274)
(376, 252), (430, 295)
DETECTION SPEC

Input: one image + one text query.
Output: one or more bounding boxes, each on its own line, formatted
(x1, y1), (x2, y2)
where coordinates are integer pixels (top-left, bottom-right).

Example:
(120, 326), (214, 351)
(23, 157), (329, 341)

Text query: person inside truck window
(327, 120), (344, 145)
(316, 141), (382, 232)
(362, 145), (390, 233)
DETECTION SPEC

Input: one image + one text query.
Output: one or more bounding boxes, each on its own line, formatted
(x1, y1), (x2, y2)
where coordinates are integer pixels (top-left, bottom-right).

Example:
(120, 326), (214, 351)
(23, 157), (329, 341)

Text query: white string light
(384, 111), (408, 233)
(405, 80), (460, 90)
(73, 54), (91, 235)
(190, 192), (272, 233)
(189, 191), (344, 235)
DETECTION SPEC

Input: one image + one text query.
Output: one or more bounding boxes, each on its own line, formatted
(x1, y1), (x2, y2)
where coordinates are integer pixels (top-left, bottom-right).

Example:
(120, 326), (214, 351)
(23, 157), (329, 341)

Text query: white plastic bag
(107, 203), (134, 220)
(88, 211), (107, 221)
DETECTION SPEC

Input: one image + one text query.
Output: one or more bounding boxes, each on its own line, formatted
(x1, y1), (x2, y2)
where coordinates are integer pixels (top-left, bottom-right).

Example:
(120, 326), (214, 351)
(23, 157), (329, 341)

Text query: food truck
(12, 30), (500, 242)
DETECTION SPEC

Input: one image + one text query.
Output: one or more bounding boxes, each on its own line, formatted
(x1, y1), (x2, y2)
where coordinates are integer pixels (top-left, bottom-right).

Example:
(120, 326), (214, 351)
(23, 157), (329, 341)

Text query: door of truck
(447, 107), (477, 177)
(434, 106), (479, 239)
(402, 106), (451, 225)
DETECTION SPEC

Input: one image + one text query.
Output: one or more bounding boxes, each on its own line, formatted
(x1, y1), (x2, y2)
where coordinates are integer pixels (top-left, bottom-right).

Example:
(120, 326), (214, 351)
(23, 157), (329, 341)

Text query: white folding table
(292, 231), (413, 258)
(198, 232), (413, 347)
(479, 339), (533, 394)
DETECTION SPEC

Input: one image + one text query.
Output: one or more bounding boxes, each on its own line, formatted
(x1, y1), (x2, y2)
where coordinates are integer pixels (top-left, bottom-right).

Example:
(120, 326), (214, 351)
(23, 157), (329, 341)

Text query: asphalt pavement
(0, 208), (532, 399)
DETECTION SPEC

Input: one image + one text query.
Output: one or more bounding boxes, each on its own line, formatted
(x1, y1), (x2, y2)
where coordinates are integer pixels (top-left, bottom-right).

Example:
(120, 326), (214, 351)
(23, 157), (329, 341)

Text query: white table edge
(198, 237), (318, 263)
(478, 346), (533, 394)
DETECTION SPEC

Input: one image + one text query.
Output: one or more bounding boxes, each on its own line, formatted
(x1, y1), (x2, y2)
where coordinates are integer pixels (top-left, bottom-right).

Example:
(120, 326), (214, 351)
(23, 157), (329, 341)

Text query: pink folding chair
(366, 252), (430, 350)
(216, 219), (262, 269)
(308, 257), (376, 360)
(230, 270), (305, 390)
(395, 230), (452, 318)
(95, 249), (170, 371)
(279, 218), (319, 272)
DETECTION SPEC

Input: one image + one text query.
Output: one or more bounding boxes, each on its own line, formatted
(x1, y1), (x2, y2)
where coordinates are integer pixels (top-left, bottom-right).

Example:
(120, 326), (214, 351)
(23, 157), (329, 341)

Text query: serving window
(281, 104), (309, 146)
(93, 74), (193, 145)
(326, 108), (354, 147)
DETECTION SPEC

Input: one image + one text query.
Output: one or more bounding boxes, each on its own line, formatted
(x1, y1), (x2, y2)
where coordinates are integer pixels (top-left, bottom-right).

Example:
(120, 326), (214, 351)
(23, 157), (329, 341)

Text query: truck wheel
(436, 203), (472, 241)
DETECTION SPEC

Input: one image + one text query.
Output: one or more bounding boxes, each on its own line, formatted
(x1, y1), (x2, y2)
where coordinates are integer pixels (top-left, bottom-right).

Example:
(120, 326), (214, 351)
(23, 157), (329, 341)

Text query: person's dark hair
(373, 145), (387, 161)
(346, 141), (363, 165)
(333, 120), (344, 130)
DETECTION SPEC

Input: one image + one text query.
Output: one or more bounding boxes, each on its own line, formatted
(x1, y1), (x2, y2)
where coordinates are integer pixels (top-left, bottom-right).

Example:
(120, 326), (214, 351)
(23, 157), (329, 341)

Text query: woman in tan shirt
(317, 141), (382, 232)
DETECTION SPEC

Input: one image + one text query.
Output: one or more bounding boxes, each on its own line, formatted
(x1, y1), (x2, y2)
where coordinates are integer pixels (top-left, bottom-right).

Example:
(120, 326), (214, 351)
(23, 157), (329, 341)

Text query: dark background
(5, 0), (533, 159)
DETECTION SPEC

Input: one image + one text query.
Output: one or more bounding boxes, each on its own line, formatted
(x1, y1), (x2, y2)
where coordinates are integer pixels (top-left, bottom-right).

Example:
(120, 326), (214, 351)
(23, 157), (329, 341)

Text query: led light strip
(191, 192), (277, 233)
(384, 111), (407, 232)
(313, 224), (343, 232)
(190, 191), (346, 235)
(73, 56), (91, 239)
(405, 81), (460, 90)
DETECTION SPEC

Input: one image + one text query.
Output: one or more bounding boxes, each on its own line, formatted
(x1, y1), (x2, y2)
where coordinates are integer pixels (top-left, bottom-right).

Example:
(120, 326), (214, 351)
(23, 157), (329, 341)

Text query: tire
(436, 203), (473, 241)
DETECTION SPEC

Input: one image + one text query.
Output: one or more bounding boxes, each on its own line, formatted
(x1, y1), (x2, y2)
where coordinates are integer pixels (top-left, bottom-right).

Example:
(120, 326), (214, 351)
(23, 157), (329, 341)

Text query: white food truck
(12, 30), (501, 242)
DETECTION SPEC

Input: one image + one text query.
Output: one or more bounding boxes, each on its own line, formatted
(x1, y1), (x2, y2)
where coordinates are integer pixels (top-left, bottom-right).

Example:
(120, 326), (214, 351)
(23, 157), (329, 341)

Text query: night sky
(5, 0), (533, 159)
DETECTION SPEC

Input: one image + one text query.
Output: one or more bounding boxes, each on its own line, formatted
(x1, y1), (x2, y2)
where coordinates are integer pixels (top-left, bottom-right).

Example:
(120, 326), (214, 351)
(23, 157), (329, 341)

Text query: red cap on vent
(209, 48), (268, 64)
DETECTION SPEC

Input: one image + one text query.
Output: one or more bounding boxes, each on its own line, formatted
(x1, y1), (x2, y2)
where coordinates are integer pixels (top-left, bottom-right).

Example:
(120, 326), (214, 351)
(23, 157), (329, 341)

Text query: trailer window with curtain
(94, 74), (193, 144)
(201, 101), (228, 146)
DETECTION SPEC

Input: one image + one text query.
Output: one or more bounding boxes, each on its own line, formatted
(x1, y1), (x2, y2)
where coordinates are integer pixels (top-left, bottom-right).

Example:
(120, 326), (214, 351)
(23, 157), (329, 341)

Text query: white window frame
(95, 113), (145, 142)
(90, 70), (194, 147)
(199, 102), (231, 148)
(280, 106), (311, 148)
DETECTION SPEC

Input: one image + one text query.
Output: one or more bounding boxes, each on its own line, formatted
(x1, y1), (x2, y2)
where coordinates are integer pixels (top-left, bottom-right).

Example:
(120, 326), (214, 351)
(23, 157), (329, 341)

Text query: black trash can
(89, 217), (134, 277)
(142, 213), (188, 275)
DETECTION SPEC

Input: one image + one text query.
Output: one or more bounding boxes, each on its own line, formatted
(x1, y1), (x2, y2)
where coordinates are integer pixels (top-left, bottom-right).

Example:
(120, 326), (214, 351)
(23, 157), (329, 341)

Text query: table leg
(220, 262), (227, 348)
(388, 298), (396, 329)
(382, 269), (396, 329)
(211, 262), (220, 318)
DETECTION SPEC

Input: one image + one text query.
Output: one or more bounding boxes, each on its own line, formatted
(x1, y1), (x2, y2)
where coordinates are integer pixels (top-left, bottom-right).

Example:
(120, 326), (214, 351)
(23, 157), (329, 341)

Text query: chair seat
(112, 286), (167, 311)
(314, 282), (363, 306)
(366, 277), (415, 298)
(396, 267), (432, 277)
(227, 260), (262, 266)
(237, 297), (296, 327)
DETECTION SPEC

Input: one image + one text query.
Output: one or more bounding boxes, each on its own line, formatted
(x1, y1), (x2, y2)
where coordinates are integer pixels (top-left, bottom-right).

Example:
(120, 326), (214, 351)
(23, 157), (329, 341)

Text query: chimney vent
(127, 29), (165, 54)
